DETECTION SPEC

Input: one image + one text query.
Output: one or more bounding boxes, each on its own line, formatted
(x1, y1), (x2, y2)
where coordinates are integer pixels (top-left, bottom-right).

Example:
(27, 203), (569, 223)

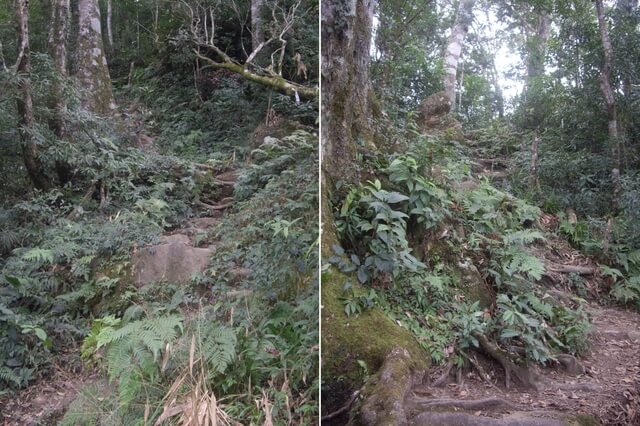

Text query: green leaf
(500, 329), (520, 339)
(386, 192), (409, 204)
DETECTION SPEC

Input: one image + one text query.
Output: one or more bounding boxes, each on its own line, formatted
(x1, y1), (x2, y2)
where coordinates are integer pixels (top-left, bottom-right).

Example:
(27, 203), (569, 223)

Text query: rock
(556, 354), (585, 376)
(456, 259), (494, 308)
(132, 233), (214, 286)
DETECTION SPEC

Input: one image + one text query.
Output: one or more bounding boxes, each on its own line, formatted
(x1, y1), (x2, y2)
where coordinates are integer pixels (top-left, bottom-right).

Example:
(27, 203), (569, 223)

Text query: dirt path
(406, 301), (640, 425)
(403, 150), (640, 425)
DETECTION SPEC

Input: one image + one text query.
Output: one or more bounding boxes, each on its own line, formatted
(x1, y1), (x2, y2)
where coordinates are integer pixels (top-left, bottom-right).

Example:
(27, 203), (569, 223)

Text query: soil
(0, 347), (98, 426)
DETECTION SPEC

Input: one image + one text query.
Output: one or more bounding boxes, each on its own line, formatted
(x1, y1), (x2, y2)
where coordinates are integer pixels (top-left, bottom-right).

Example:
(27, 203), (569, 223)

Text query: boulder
(132, 233), (214, 286)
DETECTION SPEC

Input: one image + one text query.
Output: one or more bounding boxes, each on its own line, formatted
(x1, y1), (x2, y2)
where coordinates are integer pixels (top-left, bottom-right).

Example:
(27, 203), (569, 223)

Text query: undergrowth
(329, 137), (591, 370)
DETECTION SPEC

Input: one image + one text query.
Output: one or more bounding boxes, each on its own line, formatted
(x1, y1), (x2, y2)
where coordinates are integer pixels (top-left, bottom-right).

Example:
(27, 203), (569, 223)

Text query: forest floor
(404, 149), (640, 425)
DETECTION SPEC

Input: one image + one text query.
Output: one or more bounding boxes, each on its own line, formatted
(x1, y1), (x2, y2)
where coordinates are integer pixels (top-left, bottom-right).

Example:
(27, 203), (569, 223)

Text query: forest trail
(0, 163), (241, 425)
(403, 137), (640, 425)
(407, 302), (640, 425)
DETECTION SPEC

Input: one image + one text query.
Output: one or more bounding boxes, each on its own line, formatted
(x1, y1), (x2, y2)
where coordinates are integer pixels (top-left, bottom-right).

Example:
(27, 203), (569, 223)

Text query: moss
(321, 268), (428, 414)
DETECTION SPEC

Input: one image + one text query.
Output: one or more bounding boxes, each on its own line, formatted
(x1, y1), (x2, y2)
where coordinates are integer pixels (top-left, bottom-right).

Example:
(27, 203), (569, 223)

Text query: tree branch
(194, 50), (317, 100)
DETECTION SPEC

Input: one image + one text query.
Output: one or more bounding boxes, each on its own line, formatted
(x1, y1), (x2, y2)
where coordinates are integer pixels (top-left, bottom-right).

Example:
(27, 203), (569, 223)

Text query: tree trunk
(106, 0), (113, 52)
(75, 0), (115, 114)
(321, 0), (376, 184)
(443, 0), (475, 111)
(595, 0), (621, 209)
(49, 0), (72, 183)
(251, 0), (264, 52)
(523, 12), (551, 130)
(16, 0), (49, 190)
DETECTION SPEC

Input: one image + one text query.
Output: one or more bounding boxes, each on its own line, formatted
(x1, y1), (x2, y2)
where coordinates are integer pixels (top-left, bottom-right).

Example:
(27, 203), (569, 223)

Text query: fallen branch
(195, 50), (318, 101)
(198, 201), (234, 211)
(320, 390), (359, 422)
(545, 263), (598, 275)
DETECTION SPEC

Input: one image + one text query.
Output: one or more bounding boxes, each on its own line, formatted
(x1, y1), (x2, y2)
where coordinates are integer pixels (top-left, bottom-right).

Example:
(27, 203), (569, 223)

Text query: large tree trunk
(251, 0), (264, 52)
(75, 0), (115, 114)
(16, 0), (49, 191)
(442, 0), (475, 111)
(49, 0), (72, 184)
(595, 0), (622, 209)
(321, 0), (376, 184)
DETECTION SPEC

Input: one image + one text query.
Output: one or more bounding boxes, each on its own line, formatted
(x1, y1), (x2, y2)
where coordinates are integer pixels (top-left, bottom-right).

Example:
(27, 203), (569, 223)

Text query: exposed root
(466, 353), (503, 393)
(473, 332), (540, 390)
(412, 396), (516, 411)
(320, 390), (359, 422)
(431, 361), (453, 387)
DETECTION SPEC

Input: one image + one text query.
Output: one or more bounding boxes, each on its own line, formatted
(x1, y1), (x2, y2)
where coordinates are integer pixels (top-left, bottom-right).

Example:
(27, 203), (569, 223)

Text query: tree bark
(443, 0), (475, 111)
(321, 0), (376, 184)
(75, 0), (115, 114)
(16, 0), (50, 190)
(251, 0), (264, 52)
(49, 0), (72, 183)
(595, 0), (621, 209)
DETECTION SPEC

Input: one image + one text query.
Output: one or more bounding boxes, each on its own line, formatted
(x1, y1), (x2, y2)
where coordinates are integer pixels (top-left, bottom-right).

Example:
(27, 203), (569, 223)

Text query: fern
(200, 325), (238, 375)
(501, 248), (545, 281)
(503, 230), (546, 245)
(21, 248), (54, 266)
(0, 366), (21, 387)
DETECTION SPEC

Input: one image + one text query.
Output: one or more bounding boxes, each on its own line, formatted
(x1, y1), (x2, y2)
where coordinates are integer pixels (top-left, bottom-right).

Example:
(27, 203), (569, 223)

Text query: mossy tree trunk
(321, 0), (376, 185)
(75, 0), (115, 114)
(321, 1), (429, 422)
(16, 0), (50, 191)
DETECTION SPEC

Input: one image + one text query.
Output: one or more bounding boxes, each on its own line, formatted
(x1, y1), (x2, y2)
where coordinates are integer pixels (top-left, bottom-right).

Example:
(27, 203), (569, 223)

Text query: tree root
(431, 361), (453, 387)
(466, 353), (503, 393)
(360, 347), (425, 426)
(412, 396), (516, 411)
(320, 390), (359, 422)
(473, 332), (540, 390)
